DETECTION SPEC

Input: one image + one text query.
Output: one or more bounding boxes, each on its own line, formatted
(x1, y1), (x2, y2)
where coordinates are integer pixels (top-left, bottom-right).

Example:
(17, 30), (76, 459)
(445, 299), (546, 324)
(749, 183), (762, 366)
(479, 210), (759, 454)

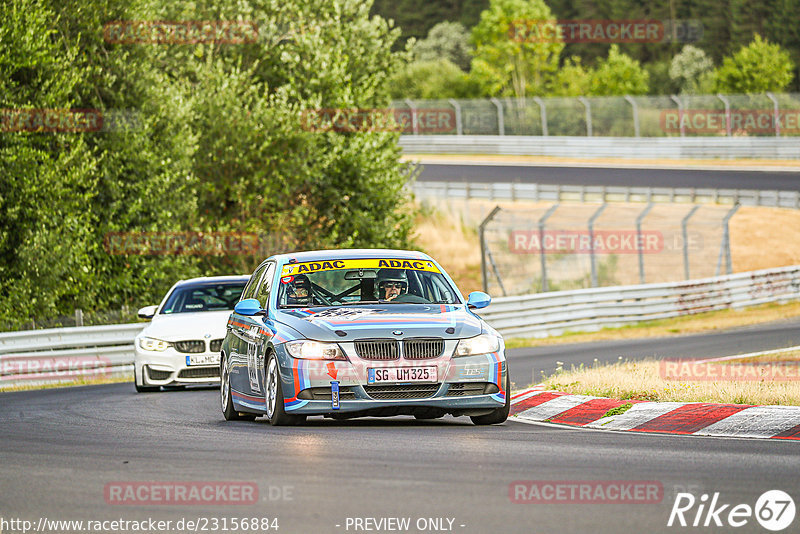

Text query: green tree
(589, 45), (649, 96)
(177, 0), (415, 260)
(669, 45), (714, 94)
(414, 21), (473, 71)
(0, 0), (417, 328)
(389, 59), (480, 99)
(712, 34), (795, 93)
(550, 56), (591, 96)
(0, 0), (98, 326)
(370, 0), (489, 46)
(471, 0), (563, 98)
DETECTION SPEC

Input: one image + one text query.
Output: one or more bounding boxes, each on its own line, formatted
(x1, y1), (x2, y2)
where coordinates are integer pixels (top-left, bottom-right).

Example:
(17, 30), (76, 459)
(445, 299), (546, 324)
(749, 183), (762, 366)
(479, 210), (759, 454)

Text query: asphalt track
(2, 319), (799, 534)
(417, 163), (800, 191)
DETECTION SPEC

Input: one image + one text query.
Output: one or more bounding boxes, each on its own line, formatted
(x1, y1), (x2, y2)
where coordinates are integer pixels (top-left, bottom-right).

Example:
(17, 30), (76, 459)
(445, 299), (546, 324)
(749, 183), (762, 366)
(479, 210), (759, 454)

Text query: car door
(229, 262), (269, 396)
(246, 262), (276, 396)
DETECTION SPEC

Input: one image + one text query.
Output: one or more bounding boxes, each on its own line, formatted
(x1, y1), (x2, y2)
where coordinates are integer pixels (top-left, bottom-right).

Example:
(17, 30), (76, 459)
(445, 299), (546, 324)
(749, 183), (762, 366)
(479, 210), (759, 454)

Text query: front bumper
(134, 347), (220, 386)
(273, 342), (508, 416)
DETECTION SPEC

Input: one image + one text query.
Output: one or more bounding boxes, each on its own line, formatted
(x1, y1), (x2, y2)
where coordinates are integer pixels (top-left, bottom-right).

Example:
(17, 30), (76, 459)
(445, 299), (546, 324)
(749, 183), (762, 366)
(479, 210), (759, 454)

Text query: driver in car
(287, 274), (311, 305)
(375, 269), (408, 301)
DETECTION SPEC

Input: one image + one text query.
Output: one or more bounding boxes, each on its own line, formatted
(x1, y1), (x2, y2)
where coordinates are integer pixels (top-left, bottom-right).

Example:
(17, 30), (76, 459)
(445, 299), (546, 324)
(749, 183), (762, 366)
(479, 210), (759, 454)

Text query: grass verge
(505, 300), (800, 349)
(0, 375), (131, 393)
(542, 354), (800, 406)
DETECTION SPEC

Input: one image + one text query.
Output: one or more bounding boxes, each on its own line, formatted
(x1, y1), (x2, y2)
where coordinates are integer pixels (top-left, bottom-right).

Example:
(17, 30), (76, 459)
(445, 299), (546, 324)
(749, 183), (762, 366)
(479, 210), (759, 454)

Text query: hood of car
(139, 310), (232, 342)
(274, 304), (484, 342)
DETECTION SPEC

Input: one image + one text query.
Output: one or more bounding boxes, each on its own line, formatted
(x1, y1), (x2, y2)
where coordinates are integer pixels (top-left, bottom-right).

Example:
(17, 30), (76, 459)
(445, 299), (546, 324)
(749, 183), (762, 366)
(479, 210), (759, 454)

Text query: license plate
(368, 367), (437, 384)
(187, 354), (219, 366)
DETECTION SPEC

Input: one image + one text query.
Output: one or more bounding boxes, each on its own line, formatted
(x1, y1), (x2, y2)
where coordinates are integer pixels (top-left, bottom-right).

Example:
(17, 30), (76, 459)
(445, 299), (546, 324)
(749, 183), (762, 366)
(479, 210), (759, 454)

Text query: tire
(134, 368), (159, 393)
(220, 353), (256, 421)
(265, 353), (304, 426)
(470, 372), (510, 425)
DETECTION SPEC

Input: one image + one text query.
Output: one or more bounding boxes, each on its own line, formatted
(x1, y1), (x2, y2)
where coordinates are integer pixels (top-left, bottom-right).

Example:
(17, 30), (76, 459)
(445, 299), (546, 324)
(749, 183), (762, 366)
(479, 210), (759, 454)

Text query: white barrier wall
(400, 135), (800, 160)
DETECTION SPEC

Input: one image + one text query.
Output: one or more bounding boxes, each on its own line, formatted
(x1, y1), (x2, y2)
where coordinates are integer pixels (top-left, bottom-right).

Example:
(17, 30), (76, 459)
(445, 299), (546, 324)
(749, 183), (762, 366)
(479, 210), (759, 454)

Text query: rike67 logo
(668, 490), (795, 531)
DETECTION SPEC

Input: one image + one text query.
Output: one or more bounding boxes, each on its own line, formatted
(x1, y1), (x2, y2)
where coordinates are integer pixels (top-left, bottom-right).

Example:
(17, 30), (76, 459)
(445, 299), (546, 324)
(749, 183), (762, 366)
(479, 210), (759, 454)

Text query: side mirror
(137, 305), (158, 319)
(234, 298), (266, 317)
(467, 291), (491, 310)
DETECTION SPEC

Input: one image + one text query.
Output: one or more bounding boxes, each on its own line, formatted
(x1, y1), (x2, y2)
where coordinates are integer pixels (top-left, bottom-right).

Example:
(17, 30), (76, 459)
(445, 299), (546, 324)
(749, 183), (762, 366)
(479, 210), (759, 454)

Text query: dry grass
(543, 357), (800, 406)
(0, 375), (131, 393)
(412, 206), (483, 295)
(730, 206), (800, 272)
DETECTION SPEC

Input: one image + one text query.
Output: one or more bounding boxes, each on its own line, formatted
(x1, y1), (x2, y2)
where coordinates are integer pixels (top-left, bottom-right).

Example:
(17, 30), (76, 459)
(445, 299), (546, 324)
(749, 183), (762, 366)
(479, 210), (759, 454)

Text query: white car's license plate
(187, 354), (219, 366)
(368, 366), (437, 384)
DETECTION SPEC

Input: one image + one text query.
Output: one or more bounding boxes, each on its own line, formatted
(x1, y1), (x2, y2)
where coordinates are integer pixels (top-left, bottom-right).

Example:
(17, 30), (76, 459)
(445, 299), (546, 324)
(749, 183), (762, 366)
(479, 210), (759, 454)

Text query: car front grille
(403, 338), (444, 359)
(174, 340), (205, 353)
(445, 382), (492, 396)
(363, 384), (440, 400)
(146, 366), (171, 380)
(209, 339), (223, 352)
(354, 338), (445, 360)
(355, 339), (400, 360)
(178, 367), (220, 379)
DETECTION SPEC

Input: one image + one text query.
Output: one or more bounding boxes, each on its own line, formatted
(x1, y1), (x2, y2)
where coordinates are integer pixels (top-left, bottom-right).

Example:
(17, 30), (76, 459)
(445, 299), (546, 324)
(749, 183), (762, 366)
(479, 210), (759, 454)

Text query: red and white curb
(509, 388), (800, 440)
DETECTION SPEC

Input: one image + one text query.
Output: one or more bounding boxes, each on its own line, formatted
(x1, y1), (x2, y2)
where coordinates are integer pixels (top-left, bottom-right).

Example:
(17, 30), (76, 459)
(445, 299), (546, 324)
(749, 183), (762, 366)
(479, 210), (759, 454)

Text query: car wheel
(134, 368), (159, 393)
(470, 372), (510, 425)
(265, 353), (304, 426)
(220, 353), (255, 421)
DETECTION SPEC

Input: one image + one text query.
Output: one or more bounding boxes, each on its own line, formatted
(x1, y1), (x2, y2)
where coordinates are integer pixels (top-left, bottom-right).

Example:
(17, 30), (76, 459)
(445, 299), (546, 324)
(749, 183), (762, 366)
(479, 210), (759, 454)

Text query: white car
(133, 275), (249, 392)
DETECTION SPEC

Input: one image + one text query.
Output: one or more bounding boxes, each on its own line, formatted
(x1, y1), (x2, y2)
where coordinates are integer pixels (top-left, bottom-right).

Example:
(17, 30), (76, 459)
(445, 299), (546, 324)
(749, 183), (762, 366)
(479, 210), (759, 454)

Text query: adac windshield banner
(280, 258), (441, 277)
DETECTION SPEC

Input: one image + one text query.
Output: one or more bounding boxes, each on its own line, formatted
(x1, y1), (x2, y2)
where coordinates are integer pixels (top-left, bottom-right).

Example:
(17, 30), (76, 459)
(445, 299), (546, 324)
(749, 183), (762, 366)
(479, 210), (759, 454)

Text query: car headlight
(138, 337), (171, 352)
(285, 340), (345, 360)
(454, 334), (500, 357)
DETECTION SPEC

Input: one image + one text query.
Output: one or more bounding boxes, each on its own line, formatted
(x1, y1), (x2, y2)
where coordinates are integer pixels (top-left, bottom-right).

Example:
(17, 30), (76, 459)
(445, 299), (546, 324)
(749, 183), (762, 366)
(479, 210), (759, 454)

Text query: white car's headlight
(138, 337), (171, 352)
(454, 334), (500, 357)
(285, 340), (345, 360)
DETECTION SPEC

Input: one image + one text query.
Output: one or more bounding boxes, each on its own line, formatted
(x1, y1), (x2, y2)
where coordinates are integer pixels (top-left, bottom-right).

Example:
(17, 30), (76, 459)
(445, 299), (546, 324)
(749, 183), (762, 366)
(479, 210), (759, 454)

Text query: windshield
(160, 281), (246, 314)
(277, 258), (460, 308)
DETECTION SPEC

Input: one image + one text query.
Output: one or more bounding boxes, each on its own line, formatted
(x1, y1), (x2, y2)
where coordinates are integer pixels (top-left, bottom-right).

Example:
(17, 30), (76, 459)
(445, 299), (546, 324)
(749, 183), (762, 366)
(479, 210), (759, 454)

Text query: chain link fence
(476, 202), (736, 296)
(393, 93), (800, 137)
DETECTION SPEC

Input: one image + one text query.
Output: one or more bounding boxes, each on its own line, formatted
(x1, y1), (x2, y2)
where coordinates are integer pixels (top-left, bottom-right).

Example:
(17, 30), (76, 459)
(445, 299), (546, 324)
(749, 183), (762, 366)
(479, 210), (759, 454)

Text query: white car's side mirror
(137, 305), (158, 320)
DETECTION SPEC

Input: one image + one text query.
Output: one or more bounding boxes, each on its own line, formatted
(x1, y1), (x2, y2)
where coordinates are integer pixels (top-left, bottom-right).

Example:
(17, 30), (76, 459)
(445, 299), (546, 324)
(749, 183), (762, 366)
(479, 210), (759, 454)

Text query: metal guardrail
(2, 264), (799, 386)
(0, 323), (145, 387)
(412, 181), (800, 209)
(400, 135), (800, 159)
(479, 265), (800, 338)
